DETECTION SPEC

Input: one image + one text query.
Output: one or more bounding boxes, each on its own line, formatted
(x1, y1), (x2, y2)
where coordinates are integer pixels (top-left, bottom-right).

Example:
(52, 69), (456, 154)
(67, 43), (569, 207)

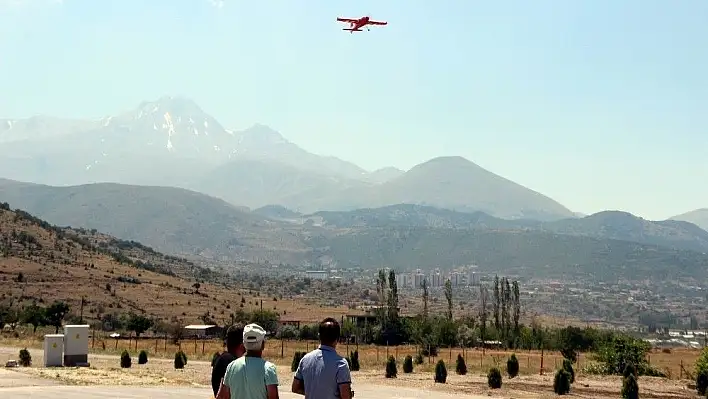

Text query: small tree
(506, 353), (519, 378)
(138, 350), (148, 365)
(19, 348), (31, 367)
(291, 351), (304, 372)
(487, 367), (502, 389)
(350, 350), (360, 371)
(455, 354), (467, 375)
(621, 374), (639, 399)
(553, 369), (571, 395)
(120, 350), (132, 368)
(414, 353), (424, 365)
(403, 355), (413, 373)
(623, 363), (637, 379)
(562, 358), (575, 383)
(385, 355), (397, 378)
(434, 360), (447, 383)
(174, 351), (187, 369)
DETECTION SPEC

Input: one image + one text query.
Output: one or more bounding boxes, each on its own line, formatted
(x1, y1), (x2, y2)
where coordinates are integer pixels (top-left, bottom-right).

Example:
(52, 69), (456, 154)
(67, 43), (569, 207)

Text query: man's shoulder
(264, 360), (277, 370)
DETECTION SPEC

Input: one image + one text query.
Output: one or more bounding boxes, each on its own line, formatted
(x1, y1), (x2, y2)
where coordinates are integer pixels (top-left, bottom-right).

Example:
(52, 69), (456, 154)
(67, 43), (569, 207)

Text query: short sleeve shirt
(224, 356), (279, 399)
(294, 345), (352, 399)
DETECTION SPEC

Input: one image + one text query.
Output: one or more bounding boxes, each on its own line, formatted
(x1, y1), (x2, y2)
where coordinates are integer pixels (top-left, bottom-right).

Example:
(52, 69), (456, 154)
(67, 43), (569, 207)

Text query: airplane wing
(368, 20), (388, 25)
(337, 17), (359, 23)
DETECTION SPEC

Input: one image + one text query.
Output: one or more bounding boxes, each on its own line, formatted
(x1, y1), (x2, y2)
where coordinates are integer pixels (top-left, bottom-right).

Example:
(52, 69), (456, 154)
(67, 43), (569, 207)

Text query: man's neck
(319, 343), (337, 351)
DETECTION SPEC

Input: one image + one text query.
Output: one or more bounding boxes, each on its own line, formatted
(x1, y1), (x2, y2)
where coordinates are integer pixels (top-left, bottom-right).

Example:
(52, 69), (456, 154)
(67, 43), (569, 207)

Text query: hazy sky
(0, 0), (706, 219)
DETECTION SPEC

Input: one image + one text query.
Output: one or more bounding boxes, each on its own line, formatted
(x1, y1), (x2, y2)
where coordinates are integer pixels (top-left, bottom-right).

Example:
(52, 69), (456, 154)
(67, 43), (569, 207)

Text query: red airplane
(336, 16), (387, 33)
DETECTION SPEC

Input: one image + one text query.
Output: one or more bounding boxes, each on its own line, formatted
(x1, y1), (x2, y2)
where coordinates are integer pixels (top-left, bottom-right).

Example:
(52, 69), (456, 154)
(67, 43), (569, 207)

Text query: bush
(455, 354), (467, 375)
(562, 358), (575, 383)
(350, 350), (360, 371)
(506, 353), (519, 378)
(385, 356), (397, 378)
(403, 355), (413, 373)
(488, 367), (502, 389)
(291, 351), (304, 372)
(174, 351), (186, 369)
(553, 369), (571, 395)
(18, 348), (31, 367)
(434, 360), (447, 383)
(697, 371), (708, 396)
(414, 353), (424, 365)
(621, 374), (639, 399)
(179, 350), (188, 365)
(211, 352), (221, 367)
(697, 347), (708, 395)
(120, 350), (132, 368)
(138, 350), (148, 365)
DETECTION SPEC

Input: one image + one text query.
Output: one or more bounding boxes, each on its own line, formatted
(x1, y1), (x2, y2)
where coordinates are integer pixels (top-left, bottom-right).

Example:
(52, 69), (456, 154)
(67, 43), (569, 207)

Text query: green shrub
(414, 353), (424, 365)
(385, 356), (397, 378)
(120, 350), (132, 368)
(174, 351), (186, 369)
(179, 350), (188, 365)
(434, 360), (447, 383)
(621, 374), (639, 399)
(18, 348), (31, 367)
(403, 355), (413, 373)
(553, 369), (571, 395)
(562, 358), (575, 383)
(211, 352), (221, 367)
(291, 351), (304, 372)
(506, 353), (519, 378)
(350, 350), (360, 371)
(455, 354), (467, 375)
(487, 367), (502, 389)
(138, 350), (148, 365)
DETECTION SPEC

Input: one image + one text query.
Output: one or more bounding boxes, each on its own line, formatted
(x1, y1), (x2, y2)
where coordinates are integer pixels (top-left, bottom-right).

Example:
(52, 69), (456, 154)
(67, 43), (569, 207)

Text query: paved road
(0, 380), (489, 399)
(0, 369), (57, 388)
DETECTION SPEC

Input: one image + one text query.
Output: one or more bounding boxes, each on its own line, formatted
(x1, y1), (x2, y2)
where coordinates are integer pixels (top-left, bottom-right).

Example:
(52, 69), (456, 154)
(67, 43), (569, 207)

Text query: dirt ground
(0, 346), (697, 398)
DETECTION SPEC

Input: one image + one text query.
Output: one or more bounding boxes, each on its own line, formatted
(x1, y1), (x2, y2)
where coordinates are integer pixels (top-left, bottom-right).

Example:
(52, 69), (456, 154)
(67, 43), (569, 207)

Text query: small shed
(183, 324), (221, 339)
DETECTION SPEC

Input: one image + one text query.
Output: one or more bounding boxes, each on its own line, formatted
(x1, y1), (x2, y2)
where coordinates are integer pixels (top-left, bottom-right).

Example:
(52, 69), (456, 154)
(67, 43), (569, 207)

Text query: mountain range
(1, 96), (574, 220)
(1, 95), (706, 281)
(1, 180), (707, 282)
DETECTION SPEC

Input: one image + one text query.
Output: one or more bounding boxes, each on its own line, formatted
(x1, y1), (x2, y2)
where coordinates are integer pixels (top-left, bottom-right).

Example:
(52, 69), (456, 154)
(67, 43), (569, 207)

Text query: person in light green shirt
(216, 323), (279, 399)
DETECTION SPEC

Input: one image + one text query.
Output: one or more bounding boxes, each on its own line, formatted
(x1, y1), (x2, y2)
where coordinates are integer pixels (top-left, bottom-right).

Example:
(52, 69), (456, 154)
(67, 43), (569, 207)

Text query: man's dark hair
(225, 324), (245, 351)
(319, 317), (341, 345)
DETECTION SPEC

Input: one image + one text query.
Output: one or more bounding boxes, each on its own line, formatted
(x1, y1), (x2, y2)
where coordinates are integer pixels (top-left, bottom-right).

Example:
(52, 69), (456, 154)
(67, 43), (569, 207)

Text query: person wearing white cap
(216, 323), (279, 399)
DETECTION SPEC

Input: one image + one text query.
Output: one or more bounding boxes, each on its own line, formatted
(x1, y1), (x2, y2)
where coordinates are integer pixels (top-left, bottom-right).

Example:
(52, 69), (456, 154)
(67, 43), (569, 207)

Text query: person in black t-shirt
(212, 324), (245, 397)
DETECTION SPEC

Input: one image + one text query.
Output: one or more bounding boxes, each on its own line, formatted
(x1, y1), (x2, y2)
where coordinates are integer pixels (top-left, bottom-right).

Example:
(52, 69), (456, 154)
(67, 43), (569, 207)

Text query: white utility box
(43, 334), (64, 367)
(63, 325), (89, 366)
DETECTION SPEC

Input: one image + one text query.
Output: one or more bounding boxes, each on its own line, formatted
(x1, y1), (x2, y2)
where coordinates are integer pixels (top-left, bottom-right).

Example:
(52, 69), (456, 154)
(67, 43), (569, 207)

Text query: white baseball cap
(243, 323), (266, 350)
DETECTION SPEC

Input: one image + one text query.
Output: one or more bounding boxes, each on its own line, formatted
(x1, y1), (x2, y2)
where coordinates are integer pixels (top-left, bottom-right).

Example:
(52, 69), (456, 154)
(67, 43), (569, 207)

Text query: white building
(305, 270), (328, 280)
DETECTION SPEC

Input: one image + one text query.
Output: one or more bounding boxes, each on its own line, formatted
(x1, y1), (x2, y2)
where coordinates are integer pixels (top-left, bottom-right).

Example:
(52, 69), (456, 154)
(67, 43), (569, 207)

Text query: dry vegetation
(0, 206), (352, 325)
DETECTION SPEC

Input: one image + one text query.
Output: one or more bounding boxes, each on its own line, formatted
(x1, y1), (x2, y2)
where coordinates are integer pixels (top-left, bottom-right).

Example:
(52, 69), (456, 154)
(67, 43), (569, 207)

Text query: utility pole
(79, 296), (85, 324)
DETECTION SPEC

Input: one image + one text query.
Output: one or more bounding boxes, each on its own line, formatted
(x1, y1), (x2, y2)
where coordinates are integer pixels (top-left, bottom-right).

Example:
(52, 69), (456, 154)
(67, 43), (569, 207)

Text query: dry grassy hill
(0, 202), (350, 327)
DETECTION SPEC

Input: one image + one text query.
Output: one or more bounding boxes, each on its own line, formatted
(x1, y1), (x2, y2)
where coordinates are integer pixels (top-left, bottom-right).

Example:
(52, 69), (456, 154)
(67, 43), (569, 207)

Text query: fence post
(540, 348), (544, 375)
(202, 340), (205, 354)
(155, 338), (158, 353)
(281, 339), (285, 358)
(449, 346), (452, 362)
